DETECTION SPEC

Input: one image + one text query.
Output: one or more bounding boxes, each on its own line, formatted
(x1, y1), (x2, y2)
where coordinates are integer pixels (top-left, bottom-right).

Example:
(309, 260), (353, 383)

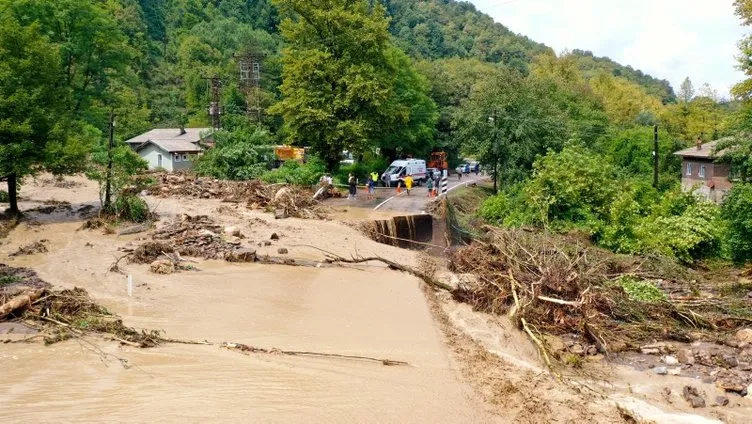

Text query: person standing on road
(426, 177), (434, 197)
(348, 173), (357, 199)
(366, 177), (375, 200)
(370, 171), (379, 186)
(404, 175), (413, 196)
(474, 163), (479, 175)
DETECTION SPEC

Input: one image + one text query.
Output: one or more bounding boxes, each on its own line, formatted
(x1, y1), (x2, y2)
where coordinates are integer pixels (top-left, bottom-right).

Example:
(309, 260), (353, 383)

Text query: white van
(381, 159), (427, 187)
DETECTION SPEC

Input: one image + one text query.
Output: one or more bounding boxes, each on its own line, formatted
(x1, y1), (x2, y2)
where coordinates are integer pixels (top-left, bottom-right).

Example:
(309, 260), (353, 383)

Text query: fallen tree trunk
(322, 255), (454, 291)
(0, 289), (43, 320)
(222, 342), (409, 366)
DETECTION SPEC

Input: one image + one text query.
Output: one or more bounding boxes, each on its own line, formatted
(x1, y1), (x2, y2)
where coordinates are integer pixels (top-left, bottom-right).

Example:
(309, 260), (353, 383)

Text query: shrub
(194, 127), (273, 180)
(479, 193), (511, 225)
(261, 157), (326, 186)
(0, 190), (8, 203)
(636, 200), (723, 263)
(114, 195), (150, 223)
(334, 154), (389, 185)
(721, 183), (752, 262)
(479, 184), (532, 227)
(524, 144), (619, 226)
(86, 143), (149, 210)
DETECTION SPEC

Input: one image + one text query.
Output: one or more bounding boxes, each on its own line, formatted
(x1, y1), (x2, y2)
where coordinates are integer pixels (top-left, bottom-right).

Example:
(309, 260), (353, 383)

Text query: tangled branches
(450, 228), (750, 358)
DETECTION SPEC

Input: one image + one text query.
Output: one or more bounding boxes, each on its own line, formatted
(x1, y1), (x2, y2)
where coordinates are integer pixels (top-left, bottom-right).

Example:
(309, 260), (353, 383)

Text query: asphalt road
(326, 173), (488, 215)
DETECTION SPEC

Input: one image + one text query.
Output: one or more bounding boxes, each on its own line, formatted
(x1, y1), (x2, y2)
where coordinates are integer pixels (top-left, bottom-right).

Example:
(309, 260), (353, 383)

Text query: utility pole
(104, 111), (115, 210)
(653, 124), (659, 188)
(490, 110), (499, 194)
(204, 76), (222, 130)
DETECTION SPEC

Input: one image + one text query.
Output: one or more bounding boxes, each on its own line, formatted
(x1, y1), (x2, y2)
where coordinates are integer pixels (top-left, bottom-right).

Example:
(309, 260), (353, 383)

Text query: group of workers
(336, 171), (442, 200)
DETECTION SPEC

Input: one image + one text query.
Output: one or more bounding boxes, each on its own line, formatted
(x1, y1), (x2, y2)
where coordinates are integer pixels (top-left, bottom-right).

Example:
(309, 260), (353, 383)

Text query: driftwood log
(0, 289), (43, 320)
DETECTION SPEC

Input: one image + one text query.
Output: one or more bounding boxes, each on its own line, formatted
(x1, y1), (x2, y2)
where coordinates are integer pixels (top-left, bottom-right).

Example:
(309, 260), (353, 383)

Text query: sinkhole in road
(367, 214), (435, 249)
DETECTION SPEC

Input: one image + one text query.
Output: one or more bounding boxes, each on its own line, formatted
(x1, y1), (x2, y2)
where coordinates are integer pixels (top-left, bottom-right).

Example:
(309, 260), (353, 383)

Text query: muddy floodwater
(0, 256), (491, 422)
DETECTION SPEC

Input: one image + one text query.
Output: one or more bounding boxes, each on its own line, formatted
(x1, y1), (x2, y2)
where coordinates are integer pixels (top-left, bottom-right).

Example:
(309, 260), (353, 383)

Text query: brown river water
(0, 220), (492, 423)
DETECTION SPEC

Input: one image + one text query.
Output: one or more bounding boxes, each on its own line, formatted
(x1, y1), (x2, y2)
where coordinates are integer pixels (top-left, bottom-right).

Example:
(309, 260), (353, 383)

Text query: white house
(124, 128), (212, 171)
(136, 139), (202, 172)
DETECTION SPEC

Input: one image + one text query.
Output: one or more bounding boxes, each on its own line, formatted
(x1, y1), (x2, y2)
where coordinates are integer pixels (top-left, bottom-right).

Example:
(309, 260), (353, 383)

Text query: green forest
(1, 0), (751, 263)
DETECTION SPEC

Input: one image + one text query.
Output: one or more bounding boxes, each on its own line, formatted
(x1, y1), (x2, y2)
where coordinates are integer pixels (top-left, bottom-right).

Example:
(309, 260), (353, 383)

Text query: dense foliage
(721, 184), (752, 262)
(261, 158), (326, 185)
(479, 144), (726, 263)
(195, 126), (273, 180)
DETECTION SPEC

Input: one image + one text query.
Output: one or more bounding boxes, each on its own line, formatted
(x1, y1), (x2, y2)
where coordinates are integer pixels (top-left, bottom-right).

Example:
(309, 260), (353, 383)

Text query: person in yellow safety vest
(370, 171), (379, 184)
(404, 175), (413, 195)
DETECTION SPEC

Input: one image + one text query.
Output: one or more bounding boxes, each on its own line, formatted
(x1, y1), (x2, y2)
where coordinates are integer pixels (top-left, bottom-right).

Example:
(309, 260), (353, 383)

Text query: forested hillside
(0, 0), (680, 139)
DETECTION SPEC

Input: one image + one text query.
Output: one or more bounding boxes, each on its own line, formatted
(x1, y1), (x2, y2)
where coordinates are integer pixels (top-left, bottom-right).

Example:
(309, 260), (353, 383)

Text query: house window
(182, 154), (189, 162)
(686, 163), (693, 176)
(699, 165), (706, 179)
(174, 153), (181, 162)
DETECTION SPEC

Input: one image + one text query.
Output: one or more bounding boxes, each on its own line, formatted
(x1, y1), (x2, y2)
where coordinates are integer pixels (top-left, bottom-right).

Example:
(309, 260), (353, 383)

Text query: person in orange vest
(404, 175), (413, 196)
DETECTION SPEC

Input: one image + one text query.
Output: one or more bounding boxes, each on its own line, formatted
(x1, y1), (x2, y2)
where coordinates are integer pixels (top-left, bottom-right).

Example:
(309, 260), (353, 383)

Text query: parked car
(455, 164), (471, 174)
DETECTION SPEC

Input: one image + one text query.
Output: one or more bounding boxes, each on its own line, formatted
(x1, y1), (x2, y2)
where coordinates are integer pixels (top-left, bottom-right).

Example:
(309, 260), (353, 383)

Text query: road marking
(374, 195), (396, 210)
(373, 190), (409, 210)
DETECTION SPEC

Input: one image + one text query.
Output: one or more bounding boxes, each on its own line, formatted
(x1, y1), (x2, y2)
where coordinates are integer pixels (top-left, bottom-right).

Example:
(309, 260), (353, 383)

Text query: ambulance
(381, 159), (427, 187)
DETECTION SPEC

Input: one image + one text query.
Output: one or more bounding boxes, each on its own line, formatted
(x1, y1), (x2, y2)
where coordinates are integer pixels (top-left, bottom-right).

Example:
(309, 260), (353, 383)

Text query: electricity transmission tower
(203, 76), (222, 130)
(237, 50), (265, 123)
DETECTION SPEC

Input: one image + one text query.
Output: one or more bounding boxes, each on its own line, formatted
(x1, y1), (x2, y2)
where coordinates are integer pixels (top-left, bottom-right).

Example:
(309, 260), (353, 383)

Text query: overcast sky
(470, 0), (747, 98)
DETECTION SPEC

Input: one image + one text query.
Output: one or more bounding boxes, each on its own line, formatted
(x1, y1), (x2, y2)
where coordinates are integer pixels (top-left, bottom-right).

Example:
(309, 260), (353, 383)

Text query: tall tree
(733, 0), (752, 99)
(0, 12), (82, 213)
(270, 0), (435, 168)
(678, 77), (695, 103)
(454, 68), (567, 193)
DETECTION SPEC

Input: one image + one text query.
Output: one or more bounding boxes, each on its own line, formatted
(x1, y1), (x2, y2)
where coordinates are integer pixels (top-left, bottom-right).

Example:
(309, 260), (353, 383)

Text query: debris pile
(144, 172), (327, 219)
(0, 264), (160, 347)
(10, 240), (49, 256)
(449, 228), (752, 366)
(148, 215), (248, 260)
(124, 215), (257, 271)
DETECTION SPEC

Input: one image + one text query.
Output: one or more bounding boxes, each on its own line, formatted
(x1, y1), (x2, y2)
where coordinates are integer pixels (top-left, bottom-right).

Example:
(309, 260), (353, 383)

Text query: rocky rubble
(629, 330), (752, 402)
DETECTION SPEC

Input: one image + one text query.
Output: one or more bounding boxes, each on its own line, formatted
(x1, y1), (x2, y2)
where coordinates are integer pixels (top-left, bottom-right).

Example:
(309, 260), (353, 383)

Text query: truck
(427, 151), (448, 172)
(273, 145), (305, 168)
(381, 159), (427, 187)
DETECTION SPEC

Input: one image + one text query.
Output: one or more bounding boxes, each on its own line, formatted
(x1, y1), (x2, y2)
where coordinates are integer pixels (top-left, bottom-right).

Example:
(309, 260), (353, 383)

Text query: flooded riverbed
(1, 245), (492, 422)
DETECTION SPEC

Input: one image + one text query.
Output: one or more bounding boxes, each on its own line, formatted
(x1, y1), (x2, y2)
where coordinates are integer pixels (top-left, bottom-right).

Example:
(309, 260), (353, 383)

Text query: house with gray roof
(124, 128), (212, 171)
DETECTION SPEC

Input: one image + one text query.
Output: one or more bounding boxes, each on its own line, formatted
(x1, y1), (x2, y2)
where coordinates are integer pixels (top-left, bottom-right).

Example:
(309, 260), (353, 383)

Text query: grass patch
(0, 275), (22, 286)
